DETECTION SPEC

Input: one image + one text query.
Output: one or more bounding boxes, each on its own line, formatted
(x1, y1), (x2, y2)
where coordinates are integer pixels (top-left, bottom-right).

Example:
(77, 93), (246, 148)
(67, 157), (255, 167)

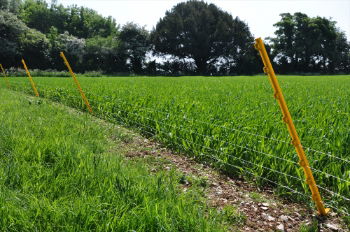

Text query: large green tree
(84, 35), (121, 73)
(119, 23), (150, 74)
(270, 12), (350, 73)
(0, 10), (25, 66)
(19, 26), (50, 69)
(0, 10), (50, 68)
(19, 0), (117, 38)
(151, 0), (255, 75)
(47, 28), (86, 71)
(19, 0), (51, 33)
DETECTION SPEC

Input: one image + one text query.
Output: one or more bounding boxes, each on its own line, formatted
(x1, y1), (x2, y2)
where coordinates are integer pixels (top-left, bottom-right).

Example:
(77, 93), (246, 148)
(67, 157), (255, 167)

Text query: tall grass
(0, 89), (229, 231)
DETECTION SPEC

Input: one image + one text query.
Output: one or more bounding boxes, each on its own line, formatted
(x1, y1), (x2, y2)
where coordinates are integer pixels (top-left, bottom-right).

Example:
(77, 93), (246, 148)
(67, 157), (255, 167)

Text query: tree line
(1, 0), (349, 75)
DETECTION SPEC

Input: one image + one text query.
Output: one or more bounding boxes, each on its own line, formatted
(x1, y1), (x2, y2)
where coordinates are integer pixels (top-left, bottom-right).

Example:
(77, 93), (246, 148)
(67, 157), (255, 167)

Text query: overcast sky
(54, 0), (350, 40)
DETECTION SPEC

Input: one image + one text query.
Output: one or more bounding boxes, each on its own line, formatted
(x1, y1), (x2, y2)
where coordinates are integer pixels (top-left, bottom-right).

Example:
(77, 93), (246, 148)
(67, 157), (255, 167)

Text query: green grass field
(0, 89), (239, 231)
(3, 75), (350, 216)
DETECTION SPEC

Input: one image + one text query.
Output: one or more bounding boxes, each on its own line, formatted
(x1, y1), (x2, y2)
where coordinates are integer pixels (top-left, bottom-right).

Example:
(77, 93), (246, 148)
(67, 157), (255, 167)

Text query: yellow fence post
(59, 52), (93, 113)
(21, 59), (39, 97)
(254, 38), (329, 216)
(0, 64), (11, 88)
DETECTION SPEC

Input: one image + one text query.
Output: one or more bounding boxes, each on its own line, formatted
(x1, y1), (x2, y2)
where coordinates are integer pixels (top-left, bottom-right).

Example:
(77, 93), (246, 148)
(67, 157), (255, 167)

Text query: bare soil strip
(113, 127), (346, 232)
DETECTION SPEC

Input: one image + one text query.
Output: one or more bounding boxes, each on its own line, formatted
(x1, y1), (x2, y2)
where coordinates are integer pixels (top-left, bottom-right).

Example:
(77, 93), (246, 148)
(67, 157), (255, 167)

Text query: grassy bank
(0, 89), (231, 231)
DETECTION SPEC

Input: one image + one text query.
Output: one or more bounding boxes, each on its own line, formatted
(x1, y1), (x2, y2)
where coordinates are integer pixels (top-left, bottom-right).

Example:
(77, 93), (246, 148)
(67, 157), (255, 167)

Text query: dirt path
(109, 125), (347, 232)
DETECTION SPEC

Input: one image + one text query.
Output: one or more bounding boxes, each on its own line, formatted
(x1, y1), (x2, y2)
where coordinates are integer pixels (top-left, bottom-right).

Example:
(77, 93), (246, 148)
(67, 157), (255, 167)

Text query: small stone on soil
(276, 223), (285, 231)
(262, 213), (275, 221)
(325, 223), (340, 231)
(279, 215), (289, 222)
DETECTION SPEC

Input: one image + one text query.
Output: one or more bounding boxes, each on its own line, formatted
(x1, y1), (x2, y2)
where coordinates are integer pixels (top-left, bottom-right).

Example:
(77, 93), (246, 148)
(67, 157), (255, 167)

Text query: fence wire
(8, 80), (350, 165)
(5, 81), (350, 170)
